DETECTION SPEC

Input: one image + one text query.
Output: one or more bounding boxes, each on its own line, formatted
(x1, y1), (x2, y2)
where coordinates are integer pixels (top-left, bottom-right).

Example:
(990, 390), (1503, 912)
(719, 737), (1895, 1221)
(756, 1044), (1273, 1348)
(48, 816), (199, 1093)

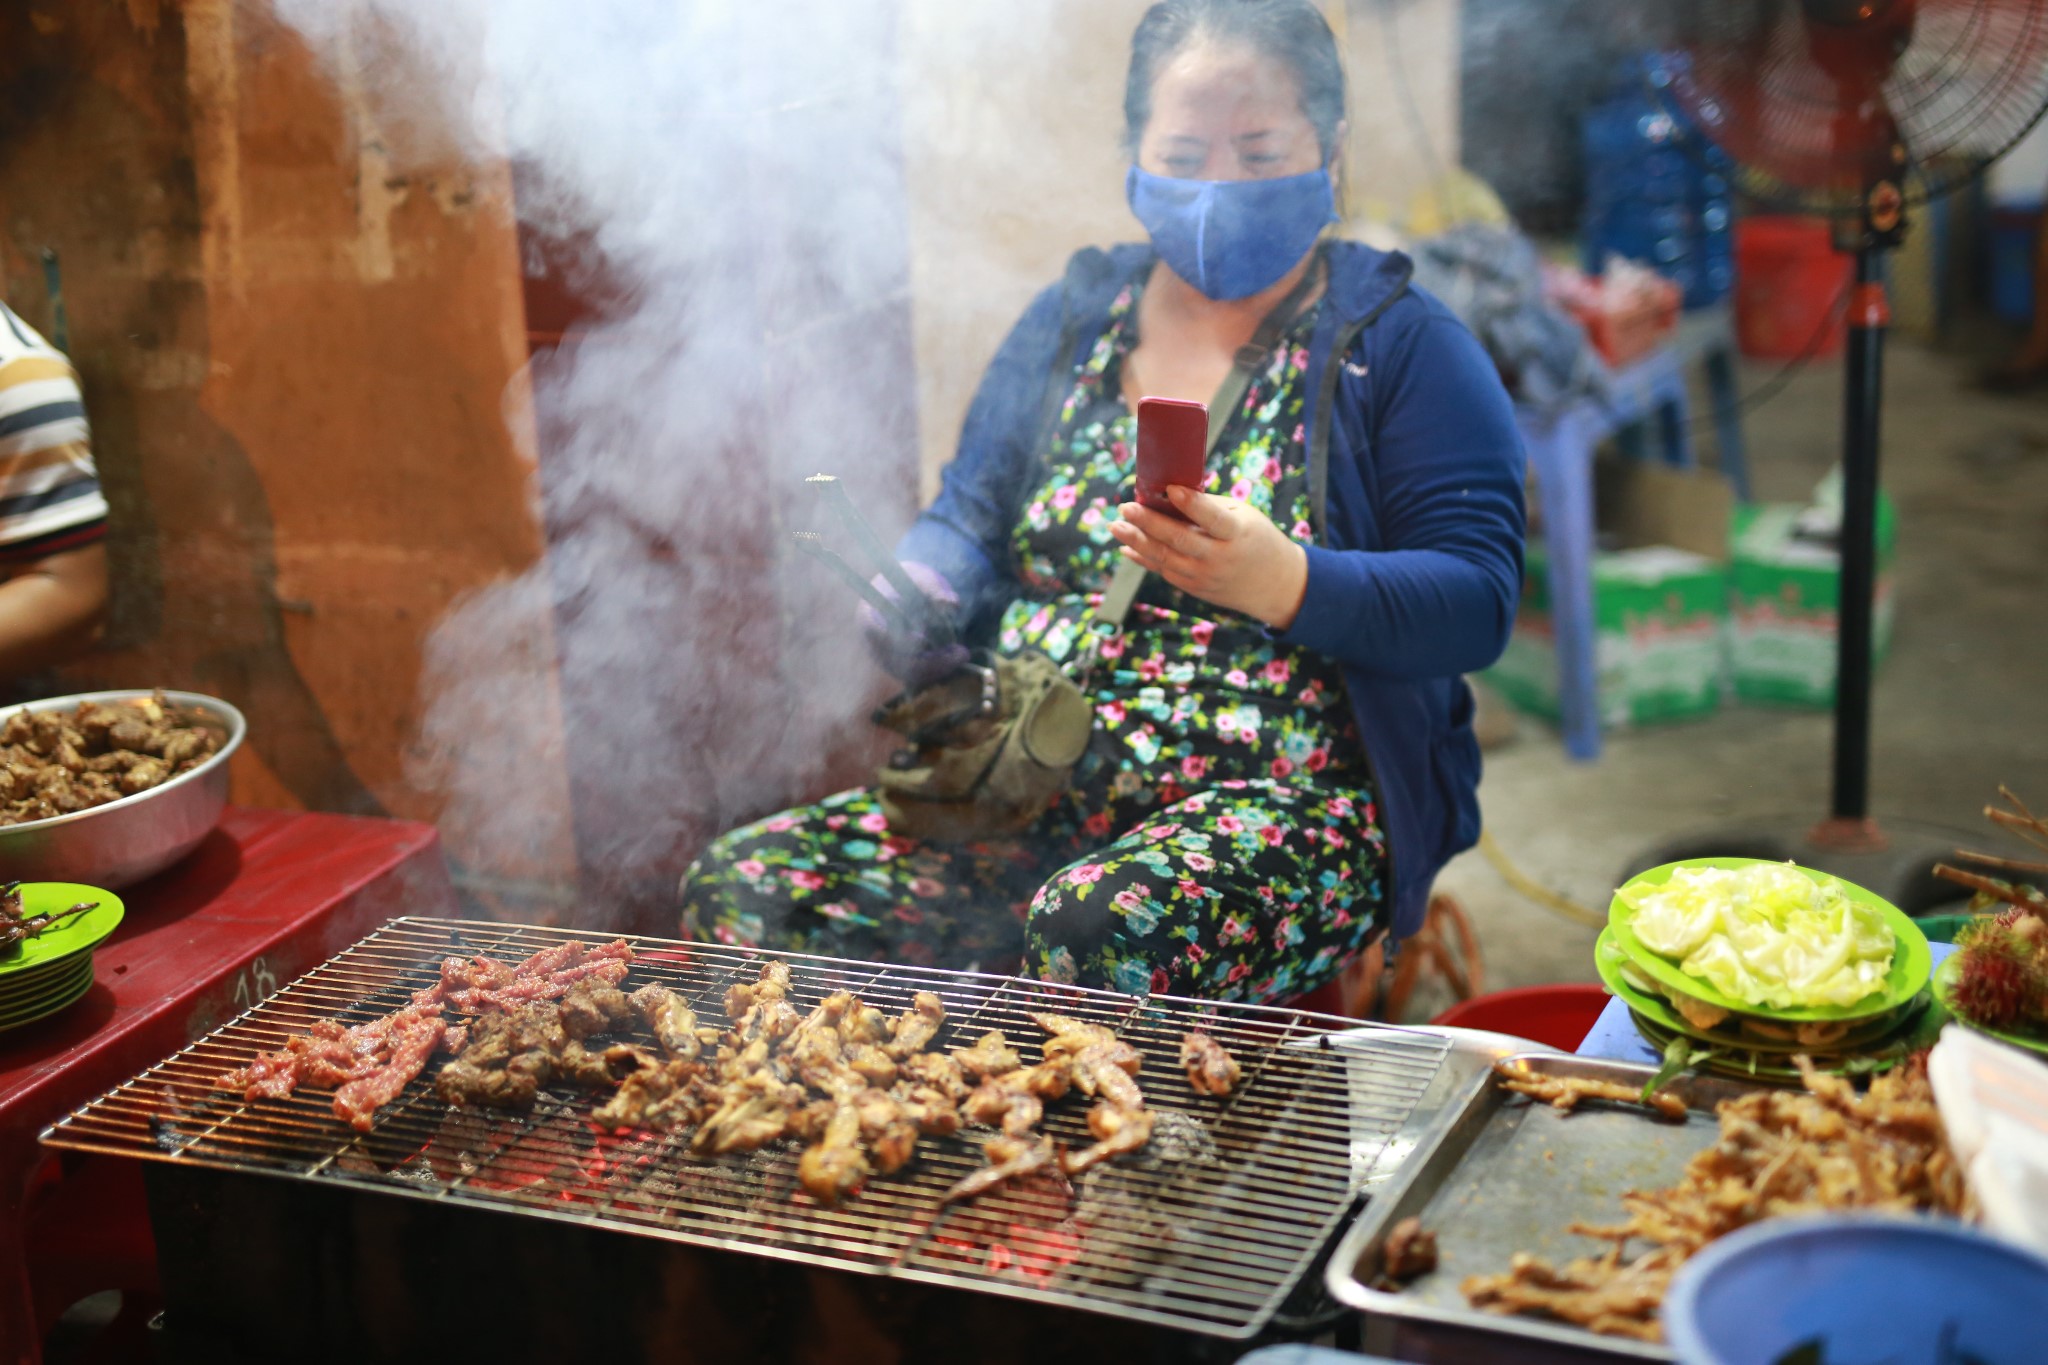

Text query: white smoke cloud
(273, 0), (934, 919)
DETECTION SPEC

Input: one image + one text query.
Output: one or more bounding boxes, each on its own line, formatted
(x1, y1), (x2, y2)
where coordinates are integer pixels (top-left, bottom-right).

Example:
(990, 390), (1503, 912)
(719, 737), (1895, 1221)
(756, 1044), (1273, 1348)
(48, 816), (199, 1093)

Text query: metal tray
(1325, 1052), (1760, 1363)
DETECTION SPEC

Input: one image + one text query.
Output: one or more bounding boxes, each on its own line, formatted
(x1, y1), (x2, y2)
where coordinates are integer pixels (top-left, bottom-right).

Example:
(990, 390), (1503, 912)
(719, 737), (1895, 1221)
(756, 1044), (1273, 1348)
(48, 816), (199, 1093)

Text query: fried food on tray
(1495, 1063), (1688, 1121)
(0, 692), (222, 826)
(1180, 1030), (1242, 1096)
(1379, 1216), (1439, 1284)
(1463, 1055), (1967, 1342)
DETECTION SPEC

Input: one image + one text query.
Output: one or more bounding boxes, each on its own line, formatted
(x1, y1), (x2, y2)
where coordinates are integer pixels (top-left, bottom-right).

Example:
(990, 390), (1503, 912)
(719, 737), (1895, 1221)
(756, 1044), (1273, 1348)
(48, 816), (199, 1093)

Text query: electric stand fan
(1634, 0), (2048, 904)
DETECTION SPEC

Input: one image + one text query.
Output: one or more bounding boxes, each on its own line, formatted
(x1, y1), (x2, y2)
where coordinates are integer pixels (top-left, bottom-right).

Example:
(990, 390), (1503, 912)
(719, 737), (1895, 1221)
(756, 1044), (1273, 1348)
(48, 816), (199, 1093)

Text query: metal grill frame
(43, 917), (1450, 1339)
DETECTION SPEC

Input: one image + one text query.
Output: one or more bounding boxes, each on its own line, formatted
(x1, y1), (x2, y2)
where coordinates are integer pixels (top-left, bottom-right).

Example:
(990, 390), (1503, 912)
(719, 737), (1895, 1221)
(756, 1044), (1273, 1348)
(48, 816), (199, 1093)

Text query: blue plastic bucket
(1665, 1214), (2048, 1365)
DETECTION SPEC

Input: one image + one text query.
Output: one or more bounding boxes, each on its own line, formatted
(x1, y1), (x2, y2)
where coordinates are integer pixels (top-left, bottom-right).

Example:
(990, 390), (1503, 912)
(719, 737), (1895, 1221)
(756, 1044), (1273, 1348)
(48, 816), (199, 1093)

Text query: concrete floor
(1406, 330), (2048, 1021)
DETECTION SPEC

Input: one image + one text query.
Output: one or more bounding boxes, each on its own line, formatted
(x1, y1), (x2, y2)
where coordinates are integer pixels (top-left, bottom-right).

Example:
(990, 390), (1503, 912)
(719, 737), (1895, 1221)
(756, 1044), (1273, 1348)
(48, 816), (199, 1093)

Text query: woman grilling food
(681, 0), (1524, 1005)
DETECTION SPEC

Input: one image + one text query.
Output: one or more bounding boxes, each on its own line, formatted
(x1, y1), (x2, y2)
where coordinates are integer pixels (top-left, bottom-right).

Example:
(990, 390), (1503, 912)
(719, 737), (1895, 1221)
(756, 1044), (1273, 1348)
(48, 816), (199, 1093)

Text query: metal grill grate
(44, 918), (1449, 1338)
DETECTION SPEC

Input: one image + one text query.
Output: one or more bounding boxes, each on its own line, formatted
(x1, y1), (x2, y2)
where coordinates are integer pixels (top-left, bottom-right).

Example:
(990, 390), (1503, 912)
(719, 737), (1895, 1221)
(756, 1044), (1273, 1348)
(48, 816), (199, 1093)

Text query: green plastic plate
(1932, 953), (2048, 1058)
(1624, 1009), (1922, 1083)
(0, 884), (124, 977)
(1595, 929), (1912, 1053)
(1609, 857), (1930, 1023)
(0, 953), (92, 1022)
(0, 961), (93, 1030)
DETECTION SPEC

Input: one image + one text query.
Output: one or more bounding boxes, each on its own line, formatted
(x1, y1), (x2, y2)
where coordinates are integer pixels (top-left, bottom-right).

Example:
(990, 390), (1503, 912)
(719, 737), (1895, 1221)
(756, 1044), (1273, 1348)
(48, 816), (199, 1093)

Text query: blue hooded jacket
(898, 240), (1526, 939)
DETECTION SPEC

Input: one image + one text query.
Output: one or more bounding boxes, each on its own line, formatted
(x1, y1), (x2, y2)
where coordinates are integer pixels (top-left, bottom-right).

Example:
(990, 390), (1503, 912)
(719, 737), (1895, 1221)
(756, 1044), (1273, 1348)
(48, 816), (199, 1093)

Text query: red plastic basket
(1735, 216), (1849, 360)
(1429, 984), (1610, 1051)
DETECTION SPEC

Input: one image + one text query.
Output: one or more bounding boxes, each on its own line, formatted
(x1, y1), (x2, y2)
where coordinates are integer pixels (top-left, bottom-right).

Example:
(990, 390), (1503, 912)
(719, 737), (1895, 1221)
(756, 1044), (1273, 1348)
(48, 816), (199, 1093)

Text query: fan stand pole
(1811, 246), (1891, 854)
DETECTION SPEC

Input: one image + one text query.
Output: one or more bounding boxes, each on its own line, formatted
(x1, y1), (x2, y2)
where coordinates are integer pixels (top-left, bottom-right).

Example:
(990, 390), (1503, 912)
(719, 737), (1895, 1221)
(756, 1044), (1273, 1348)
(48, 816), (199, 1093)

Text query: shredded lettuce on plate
(1617, 863), (1894, 1010)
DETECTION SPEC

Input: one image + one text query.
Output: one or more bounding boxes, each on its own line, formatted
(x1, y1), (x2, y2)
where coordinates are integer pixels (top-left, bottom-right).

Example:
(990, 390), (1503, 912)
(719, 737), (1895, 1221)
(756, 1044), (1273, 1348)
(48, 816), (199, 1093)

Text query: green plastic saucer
(0, 954), (93, 1030)
(1595, 929), (1915, 1053)
(0, 884), (123, 976)
(1609, 858), (1930, 1024)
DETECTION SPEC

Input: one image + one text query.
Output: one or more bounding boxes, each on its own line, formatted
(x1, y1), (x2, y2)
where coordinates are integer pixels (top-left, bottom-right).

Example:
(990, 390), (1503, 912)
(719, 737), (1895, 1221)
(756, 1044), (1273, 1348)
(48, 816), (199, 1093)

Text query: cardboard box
(1727, 496), (1897, 708)
(1486, 542), (1730, 729)
(1485, 459), (1735, 732)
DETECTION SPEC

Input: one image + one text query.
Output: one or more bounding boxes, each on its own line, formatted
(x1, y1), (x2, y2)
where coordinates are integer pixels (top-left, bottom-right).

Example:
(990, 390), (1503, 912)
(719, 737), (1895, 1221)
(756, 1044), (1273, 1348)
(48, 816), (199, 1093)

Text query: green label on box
(1484, 544), (1728, 730)
(1728, 500), (1896, 708)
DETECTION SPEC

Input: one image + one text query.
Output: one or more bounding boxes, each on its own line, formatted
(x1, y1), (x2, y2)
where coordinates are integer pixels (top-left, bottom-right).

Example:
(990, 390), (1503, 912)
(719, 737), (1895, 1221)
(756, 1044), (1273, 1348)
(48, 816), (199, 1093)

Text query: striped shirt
(0, 302), (106, 561)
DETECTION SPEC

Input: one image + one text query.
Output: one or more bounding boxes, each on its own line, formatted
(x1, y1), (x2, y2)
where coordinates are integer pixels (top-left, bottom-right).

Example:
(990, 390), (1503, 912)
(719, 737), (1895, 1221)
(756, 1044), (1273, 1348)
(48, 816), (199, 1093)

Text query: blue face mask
(1125, 165), (1337, 301)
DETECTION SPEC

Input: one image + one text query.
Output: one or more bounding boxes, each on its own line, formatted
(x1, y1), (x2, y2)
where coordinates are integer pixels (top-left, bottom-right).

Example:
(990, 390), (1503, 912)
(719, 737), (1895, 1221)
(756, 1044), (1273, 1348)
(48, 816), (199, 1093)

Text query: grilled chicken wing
(630, 983), (702, 1061)
(797, 1102), (871, 1202)
(885, 991), (947, 1059)
(1063, 1102), (1156, 1176)
(1180, 1030), (1241, 1096)
(941, 1135), (1060, 1204)
(1031, 1011), (1119, 1062)
(953, 1030), (1023, 1079)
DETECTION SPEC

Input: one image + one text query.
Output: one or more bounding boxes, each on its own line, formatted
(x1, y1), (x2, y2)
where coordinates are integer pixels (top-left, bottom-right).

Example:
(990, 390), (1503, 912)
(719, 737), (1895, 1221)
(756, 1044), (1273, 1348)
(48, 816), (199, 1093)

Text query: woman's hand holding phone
(1110, 487), (1309, 631)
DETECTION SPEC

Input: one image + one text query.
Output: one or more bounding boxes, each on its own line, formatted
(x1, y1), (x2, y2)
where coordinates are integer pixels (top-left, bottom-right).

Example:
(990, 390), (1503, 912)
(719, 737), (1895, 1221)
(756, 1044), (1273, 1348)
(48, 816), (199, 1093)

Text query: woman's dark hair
(1124, 0), (1347, 161)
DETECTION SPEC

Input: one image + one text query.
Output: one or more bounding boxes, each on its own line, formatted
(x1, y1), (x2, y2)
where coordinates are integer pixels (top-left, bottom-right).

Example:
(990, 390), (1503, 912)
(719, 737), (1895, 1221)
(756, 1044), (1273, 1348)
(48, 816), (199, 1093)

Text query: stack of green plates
(0, 883), (123, 1032)
(1598, 857), (1936, 1082)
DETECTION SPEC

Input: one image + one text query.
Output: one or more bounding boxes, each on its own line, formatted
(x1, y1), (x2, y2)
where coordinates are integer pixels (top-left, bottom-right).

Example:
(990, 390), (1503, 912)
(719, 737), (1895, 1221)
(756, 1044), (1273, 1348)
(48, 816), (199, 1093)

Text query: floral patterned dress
(680, 277), (1389, 1003)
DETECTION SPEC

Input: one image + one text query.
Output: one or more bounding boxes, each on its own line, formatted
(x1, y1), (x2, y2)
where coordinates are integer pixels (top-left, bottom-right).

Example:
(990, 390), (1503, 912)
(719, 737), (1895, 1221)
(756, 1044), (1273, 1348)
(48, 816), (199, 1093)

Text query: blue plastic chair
(1516, 307), (1748, 761)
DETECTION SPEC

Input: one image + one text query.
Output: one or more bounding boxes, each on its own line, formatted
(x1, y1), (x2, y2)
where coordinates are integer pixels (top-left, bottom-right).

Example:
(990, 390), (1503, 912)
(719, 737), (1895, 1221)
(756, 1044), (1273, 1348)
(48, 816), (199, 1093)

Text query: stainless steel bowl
(0, 689), (246, 889)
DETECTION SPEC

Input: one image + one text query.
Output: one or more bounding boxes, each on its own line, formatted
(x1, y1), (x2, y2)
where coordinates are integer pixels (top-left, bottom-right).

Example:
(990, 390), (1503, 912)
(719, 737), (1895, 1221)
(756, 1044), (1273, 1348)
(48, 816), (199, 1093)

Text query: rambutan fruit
(1950, 931), (2037, 1031)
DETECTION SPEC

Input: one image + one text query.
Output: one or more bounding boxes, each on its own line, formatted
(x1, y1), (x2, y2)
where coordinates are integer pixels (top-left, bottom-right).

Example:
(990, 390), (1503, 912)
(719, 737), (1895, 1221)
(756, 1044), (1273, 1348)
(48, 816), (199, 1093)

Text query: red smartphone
(1134, 396), (1207, 522)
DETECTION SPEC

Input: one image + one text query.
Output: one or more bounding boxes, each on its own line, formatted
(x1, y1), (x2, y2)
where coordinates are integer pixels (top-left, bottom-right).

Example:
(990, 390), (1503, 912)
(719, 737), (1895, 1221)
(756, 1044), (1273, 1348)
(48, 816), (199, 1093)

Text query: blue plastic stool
(1516, 308), (1748, 761)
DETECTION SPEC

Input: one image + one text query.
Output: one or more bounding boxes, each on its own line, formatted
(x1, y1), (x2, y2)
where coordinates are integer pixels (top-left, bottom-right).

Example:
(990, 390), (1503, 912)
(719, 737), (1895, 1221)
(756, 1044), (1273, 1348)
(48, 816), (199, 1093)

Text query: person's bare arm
(0, 542), (108, 676)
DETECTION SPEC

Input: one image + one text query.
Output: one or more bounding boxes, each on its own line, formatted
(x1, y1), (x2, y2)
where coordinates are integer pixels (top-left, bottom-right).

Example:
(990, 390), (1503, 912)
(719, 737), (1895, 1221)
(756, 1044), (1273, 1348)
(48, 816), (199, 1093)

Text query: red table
(0, 808), (454, 1364)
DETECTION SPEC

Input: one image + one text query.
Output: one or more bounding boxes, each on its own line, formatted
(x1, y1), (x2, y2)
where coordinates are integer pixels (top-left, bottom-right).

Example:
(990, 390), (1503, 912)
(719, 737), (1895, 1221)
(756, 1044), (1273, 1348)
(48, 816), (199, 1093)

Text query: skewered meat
(952, 1030), (1021, 1079)
(630, 983), (702, 1061)
(1063, 1102), (1156, 1176)
(1180, 1030), (1242, 1096)
(885, 991), (947, 1059)
(0, 883), (99, 954)
(941, 1135), (1059, 1204)
(1496, 1065), (1688, 1122)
